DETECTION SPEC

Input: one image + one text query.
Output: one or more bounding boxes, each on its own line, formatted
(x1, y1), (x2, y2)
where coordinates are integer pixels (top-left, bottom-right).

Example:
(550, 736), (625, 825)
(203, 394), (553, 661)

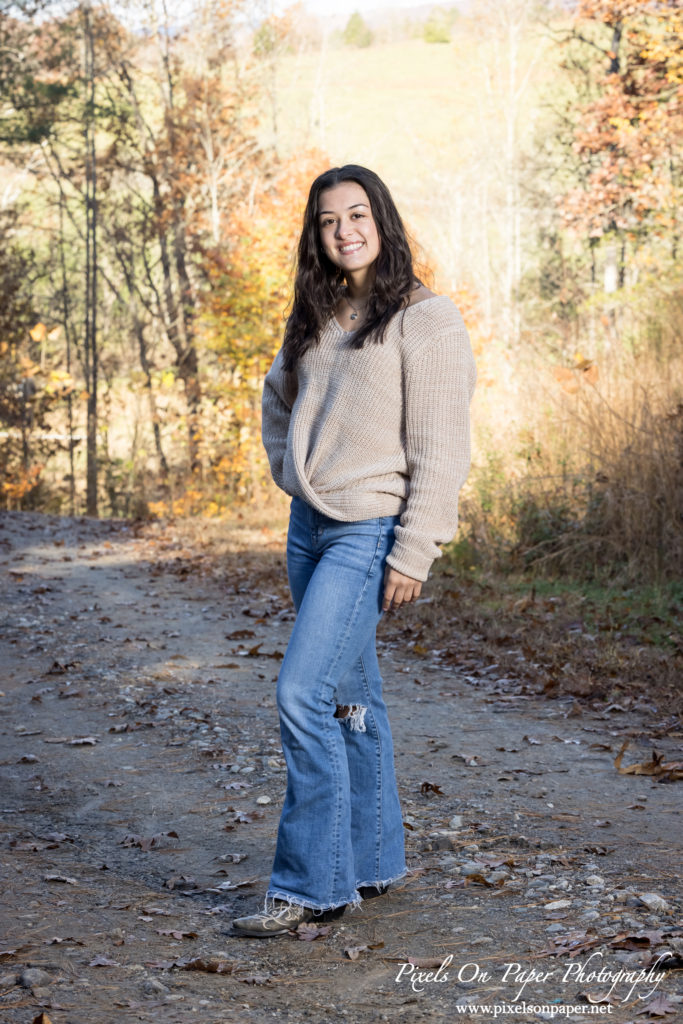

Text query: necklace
(345, 292), (369, 322)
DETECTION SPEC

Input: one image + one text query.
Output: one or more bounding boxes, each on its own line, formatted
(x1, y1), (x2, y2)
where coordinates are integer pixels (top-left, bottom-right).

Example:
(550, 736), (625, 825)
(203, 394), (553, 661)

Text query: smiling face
(318, 181), (381, 283)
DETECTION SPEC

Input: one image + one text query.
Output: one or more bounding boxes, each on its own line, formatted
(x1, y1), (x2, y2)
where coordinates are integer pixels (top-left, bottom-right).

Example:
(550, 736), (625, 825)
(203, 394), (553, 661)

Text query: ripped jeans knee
(334, 704), (368, 733)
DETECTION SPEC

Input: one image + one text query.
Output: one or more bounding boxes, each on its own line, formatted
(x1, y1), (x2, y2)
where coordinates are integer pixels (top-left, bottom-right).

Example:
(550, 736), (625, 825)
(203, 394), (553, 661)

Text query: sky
(302, 0), (429, 12)
(299, 1), (465, 18)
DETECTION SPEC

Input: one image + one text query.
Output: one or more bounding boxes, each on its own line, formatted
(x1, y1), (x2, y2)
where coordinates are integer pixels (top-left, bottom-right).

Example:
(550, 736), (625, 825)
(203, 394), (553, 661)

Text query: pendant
(350, 312), (357, 320)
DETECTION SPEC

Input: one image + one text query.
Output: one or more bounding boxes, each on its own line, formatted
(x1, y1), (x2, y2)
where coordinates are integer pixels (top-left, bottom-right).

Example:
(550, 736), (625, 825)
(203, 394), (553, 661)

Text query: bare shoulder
(407, 283), (439, 307)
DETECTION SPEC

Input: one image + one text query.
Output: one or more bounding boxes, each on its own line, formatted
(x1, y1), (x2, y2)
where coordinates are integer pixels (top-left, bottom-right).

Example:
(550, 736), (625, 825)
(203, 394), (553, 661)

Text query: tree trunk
(608, 22), (622, 75)
(171, 217), (201, 473)
(83, 1), (98, 516)
(58, 193), (76, 516)
(131, 315), (169, 478)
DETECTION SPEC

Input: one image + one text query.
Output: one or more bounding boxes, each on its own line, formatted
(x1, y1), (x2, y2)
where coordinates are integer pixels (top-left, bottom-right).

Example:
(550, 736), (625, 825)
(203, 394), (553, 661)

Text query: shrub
(423, 8), (452, 44)
(343, 12), (373, 49)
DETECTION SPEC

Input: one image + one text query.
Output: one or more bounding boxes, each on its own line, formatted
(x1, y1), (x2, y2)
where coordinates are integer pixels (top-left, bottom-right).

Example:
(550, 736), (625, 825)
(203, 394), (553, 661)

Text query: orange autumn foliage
(563, 1), (683, 239)
(200, 151), (329, 367)
(177, 151), (330, 506)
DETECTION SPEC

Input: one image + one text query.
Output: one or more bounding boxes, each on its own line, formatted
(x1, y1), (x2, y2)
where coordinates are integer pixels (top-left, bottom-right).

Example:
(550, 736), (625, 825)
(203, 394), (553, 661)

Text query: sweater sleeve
(385, 313), (476, 582)
(261, 350), (294, 492)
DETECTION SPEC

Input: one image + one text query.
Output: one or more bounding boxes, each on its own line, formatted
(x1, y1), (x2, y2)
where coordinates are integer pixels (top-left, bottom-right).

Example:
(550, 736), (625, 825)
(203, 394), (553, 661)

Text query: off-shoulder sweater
(261, 295), (476, 582)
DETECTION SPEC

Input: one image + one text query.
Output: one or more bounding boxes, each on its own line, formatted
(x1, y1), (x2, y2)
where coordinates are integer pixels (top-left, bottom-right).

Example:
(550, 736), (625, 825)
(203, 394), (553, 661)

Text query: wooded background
(1, 0), (681, 583)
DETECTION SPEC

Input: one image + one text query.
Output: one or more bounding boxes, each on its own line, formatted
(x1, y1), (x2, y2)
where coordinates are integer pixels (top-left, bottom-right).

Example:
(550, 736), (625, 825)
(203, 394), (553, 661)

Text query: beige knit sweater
(261, 295), (476, 582)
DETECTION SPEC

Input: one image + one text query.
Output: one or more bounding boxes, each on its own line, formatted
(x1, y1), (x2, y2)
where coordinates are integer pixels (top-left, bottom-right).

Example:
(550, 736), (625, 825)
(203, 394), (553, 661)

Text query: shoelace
(264, 901), (307, 922)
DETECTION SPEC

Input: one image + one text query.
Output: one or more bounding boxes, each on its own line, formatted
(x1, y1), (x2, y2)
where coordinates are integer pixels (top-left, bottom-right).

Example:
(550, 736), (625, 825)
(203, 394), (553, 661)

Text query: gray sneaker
(232, 899), (313, 937)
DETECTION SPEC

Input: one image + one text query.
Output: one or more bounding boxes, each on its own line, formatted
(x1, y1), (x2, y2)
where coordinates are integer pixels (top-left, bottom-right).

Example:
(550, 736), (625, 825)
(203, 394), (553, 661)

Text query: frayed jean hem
(265, 867), (406, 915)
(265, 888), (362, 914)
(356, 866), (408, 891)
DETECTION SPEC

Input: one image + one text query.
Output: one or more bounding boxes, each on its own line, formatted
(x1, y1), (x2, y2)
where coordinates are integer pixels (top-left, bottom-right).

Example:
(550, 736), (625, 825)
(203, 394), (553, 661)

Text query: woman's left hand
(382, 566), (422, 612)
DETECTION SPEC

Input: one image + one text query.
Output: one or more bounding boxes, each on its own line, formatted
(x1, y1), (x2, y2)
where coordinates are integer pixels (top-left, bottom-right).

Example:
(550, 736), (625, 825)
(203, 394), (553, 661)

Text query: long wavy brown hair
(281, 165), (418, 372)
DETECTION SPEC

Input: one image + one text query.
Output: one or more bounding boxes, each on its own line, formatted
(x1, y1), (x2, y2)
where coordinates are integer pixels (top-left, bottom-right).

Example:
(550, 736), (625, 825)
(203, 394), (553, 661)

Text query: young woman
(233, 165), (476, 937)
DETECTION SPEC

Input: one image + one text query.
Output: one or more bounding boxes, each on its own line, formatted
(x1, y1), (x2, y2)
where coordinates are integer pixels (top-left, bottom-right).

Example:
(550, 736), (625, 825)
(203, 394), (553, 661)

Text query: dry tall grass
(463, 304), (683, 582)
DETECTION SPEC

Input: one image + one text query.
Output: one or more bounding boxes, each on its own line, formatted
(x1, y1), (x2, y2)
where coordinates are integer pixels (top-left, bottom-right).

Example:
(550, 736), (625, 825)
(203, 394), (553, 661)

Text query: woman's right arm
(261, 353), (293, 491)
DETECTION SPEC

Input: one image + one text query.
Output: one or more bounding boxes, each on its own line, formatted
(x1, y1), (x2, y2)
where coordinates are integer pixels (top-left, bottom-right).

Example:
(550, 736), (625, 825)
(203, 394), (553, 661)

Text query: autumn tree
(194, 151), (326, 507)
(561, 1), (683, 289)
(0, 207), (79, 510)
(0, 212), (37, 506)
(0, 2), (107, 510)
(1, 0), (275, 510)
(98, 0), (267, 476)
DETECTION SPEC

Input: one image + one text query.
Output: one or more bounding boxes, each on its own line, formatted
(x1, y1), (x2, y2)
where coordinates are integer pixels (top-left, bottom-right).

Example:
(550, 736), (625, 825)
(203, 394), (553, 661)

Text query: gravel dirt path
(1, 511), (681, 1024)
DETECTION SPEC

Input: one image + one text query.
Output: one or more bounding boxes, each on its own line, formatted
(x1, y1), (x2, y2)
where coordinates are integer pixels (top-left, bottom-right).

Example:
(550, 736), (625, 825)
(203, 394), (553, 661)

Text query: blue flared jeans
(267, 496), (407, 912)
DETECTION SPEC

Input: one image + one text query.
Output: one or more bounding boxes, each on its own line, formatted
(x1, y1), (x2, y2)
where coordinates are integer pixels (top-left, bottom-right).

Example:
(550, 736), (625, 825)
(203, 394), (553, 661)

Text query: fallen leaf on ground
(609, 930), (664, 950)
(163, 875), (198, 891)
(420, 782), (444, 796)
(43, 874), (77, 884)
(121, 831), (179, 851)
(536, 931), (618, 959)
(69, 737), (98, 745)
(32, 1014), (53, 1024)
(11, 839), (53, 851)
(344, 942), (384, 960)
(643, 950), (682, 970)
(156, 929), (197, 940)
(478, 855), (516, 868)
(406, 956), (446, 968)
(464, 873), (496, 888)
(46, 660), (72, 675)
(204, 877), (258, 893)
(238, 973), (271, 984)
(292, 922), (332, 941)
(223, 811), (262, 829)
(578, 991), (614, 1005)
(615, 742), (683, 781)
(634, 993), (680, 1017)
(149, 956), (236, 974)
(42, 831), (73, 843)
(0, 948), (21, 961)
(452, 753), (486, 766)
(89, 956), (119, 967)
